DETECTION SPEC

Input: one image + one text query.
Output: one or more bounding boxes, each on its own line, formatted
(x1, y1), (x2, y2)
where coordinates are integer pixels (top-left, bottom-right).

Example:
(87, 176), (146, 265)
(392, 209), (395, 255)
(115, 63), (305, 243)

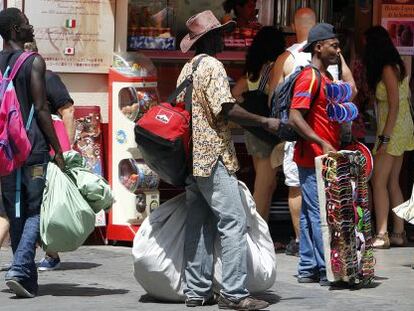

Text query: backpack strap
(10, 52), (37, 218)
(167, 54), (207, 111)
(304, 65), (322, 107)
(258, 63), (273, 91)
(8, 51), (37, 80)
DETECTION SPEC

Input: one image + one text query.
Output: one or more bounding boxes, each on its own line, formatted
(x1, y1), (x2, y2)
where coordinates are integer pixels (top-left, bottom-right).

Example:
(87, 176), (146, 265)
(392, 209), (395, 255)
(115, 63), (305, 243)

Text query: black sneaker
(5, 278), (36, 298)
(185, 294), (218, 307)
(297, 275), (319, 284)
(285, 239), (299, 256)
(218, 296), (269, 310)
(319, 278), (332, 286)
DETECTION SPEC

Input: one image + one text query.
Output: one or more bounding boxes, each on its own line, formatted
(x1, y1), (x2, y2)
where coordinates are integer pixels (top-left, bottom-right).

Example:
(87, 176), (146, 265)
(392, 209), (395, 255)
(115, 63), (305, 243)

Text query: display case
(128, 0), (177, 51)
(107, 53), (160, 243)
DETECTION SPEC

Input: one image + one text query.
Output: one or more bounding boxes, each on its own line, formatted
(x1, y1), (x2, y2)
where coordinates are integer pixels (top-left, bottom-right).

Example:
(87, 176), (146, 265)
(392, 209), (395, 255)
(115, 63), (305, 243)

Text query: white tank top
(286, 41), (339, 80)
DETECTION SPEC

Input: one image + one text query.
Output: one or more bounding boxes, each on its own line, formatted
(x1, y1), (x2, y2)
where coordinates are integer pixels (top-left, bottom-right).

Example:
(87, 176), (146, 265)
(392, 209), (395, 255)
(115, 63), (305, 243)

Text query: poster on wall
(381, 0), (414, 55)
(25, 0), (115, 73)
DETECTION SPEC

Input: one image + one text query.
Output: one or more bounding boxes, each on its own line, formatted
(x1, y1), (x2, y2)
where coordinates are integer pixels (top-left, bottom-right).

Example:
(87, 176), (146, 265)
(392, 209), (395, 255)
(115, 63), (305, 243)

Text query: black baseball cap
(302, 23), (337, 53)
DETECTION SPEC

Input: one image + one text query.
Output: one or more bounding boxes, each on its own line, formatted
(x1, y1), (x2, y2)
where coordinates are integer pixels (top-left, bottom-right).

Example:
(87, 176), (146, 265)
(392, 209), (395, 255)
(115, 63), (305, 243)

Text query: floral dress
(374, 77), (414, 156)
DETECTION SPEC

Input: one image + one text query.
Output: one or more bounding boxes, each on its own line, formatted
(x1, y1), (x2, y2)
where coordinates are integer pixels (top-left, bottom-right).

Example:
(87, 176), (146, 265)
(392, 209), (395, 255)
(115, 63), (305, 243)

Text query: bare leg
(387, 154), (407, 245)
(46, 251), (59, 259)
(0, 216), (9, 248)
(252, 156), (278, 222)
(371, 153), (394, 247)
(288, 186), (301, 240)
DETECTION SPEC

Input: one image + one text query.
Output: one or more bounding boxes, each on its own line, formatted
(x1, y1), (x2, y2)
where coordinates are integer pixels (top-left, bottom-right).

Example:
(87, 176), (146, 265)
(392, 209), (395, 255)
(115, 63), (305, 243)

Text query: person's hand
(54, 152), (65, 170)
(263, 117), (280, 134)
(321, 141), (337, 154)
(376, 142), (387, 155)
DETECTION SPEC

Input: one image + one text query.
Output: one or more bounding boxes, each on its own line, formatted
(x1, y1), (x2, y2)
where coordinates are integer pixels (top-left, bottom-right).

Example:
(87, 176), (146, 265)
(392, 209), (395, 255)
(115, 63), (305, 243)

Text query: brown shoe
(389, 231), (408, 247)
(372, 232), (390, 249)
(218, 296), (269, 310)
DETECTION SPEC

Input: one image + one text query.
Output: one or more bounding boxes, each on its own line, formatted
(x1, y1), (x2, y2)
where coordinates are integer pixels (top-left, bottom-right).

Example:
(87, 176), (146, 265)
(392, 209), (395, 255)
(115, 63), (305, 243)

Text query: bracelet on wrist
(378, 135), (391, 144)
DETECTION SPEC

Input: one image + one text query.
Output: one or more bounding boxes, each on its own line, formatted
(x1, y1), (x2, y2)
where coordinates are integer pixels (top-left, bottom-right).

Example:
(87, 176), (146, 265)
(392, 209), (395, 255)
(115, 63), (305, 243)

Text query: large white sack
(213, 182), (277, 293)
(132, 181), (276, 301)
(393, 183), (414, 224)
(132, 193), (187, 302)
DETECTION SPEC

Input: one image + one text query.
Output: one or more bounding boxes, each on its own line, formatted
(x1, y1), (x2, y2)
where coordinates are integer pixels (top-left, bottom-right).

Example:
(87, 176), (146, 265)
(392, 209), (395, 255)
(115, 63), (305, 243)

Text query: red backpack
(134, 55), (206, 186)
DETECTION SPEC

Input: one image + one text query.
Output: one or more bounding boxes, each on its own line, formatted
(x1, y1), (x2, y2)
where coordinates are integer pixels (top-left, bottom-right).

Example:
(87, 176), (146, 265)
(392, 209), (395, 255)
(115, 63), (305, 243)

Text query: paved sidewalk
(0, 245), (413, 311)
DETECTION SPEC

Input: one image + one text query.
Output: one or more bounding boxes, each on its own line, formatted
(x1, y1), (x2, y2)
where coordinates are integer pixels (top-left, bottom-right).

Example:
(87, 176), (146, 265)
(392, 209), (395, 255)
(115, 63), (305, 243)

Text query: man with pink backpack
(0, 8), (64, 298)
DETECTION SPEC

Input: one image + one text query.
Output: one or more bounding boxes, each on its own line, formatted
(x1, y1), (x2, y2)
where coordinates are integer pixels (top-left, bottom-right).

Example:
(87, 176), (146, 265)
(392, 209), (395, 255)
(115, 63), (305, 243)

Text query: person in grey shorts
(232, 26), (285, 221)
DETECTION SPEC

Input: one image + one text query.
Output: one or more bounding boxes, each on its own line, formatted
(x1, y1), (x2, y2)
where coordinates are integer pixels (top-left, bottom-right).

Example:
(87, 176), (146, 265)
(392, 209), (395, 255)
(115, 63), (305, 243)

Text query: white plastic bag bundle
(393, 183), (414, 224)
(132, 194), (187, 302)
(132, 181), (276, 301)
(213, 182), (277, 293)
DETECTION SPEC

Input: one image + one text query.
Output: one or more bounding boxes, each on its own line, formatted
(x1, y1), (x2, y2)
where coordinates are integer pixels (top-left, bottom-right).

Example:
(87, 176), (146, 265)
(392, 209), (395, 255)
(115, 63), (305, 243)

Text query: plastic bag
(393, 183), (414, 224)
(40, 162), (96, 252)
(132, 181), (276, 301)
(213, 182), (277, 293)
(64, 151), (113, 213)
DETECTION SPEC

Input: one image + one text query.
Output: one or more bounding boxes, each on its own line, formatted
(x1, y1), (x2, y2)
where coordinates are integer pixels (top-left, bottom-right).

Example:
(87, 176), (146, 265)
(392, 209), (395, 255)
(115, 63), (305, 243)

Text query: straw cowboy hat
(180, 10), (236, 53)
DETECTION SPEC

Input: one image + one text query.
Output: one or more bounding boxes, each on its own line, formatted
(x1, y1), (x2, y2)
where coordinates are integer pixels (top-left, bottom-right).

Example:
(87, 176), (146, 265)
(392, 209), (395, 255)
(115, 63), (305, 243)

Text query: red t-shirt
(291, 67), (340, 168)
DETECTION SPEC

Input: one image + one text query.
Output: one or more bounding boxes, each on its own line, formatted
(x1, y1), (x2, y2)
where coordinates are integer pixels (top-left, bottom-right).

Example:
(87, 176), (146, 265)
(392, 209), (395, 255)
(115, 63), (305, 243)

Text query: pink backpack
(0, 52), (36, 177)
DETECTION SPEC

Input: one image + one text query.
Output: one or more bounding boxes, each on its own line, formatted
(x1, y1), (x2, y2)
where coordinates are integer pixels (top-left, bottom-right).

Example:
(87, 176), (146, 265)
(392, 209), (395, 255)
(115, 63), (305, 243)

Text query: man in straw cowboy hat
(177, 10), (278, 310)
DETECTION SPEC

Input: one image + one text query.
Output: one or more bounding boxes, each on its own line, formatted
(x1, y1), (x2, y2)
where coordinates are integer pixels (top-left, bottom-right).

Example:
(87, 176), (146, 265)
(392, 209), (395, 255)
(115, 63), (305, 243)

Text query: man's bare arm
(57, 103), (75, 145)
(267, 51), (294, 106)
(30, 55), (64, 168)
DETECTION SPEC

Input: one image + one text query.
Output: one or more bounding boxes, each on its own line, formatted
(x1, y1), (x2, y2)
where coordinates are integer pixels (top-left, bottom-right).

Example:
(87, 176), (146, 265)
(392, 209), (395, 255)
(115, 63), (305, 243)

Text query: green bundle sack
(40, 162), (96, 252)
(64, 151), (114, 213)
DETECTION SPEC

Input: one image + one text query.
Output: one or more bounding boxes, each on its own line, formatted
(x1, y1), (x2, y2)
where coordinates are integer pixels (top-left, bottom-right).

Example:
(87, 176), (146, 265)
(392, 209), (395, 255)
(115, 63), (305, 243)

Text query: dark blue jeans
(297, 166), (326, 279)
(1, 153), (49, 293)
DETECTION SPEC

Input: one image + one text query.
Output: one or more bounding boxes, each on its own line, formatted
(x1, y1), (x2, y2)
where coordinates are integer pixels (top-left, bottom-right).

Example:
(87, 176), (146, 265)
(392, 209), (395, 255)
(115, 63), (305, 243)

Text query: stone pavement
(0, 245), (413, 311)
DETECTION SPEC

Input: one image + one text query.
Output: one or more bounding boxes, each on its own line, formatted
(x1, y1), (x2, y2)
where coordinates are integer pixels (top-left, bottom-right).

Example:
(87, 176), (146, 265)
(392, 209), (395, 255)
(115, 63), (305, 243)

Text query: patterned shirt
(176, 54), (239, 177)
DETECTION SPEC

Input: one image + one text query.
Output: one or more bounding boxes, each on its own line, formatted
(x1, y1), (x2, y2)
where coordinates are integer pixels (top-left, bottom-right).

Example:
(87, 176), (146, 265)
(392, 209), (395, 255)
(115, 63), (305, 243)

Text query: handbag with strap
(240, 63), (281, 146)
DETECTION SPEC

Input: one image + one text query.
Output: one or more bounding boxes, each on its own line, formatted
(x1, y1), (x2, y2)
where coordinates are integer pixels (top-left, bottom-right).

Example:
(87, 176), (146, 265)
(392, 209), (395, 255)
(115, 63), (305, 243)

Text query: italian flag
(66, 19), (76, 28)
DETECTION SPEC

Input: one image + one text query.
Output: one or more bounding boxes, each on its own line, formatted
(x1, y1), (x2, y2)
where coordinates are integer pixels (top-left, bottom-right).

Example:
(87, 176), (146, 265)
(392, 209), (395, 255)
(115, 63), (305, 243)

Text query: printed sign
(25, 0), (115, 73)
(381, 0), (414, 55)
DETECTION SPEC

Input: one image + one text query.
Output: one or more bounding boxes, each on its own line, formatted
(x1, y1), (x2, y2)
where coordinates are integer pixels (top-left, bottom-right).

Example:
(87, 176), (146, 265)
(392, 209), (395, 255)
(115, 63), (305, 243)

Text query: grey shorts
(244, 131), (273, 158)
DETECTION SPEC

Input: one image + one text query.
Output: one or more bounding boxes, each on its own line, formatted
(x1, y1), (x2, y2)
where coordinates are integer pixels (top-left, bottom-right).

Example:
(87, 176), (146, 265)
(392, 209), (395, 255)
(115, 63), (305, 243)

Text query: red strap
(8, 51), (37, 80)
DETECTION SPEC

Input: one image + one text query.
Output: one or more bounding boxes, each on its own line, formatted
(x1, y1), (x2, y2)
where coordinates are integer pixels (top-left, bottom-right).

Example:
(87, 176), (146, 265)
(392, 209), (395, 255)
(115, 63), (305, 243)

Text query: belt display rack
(316, 151), (375, 285)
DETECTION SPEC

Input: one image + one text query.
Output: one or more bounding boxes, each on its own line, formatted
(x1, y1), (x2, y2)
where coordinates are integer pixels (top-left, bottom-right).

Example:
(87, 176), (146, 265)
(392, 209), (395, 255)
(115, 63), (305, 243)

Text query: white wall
(59, 73), (109, 122)
(58, 0), (128, 123)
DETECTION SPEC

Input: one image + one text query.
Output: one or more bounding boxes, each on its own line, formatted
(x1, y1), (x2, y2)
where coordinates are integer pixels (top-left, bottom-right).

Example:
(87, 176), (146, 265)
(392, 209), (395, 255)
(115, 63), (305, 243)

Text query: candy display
(317, 151), (375, 286)
(119, 88), (159, 122)
(119, 158), (160, 193)
(73, 108), (103, 176)
(326, 81), (359, 123)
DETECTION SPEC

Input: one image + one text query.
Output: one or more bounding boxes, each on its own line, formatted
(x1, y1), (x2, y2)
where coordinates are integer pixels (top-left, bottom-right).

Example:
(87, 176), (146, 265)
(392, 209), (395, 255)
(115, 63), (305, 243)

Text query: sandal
(389, 231), (408, 247)
(372, 232), (390, 249)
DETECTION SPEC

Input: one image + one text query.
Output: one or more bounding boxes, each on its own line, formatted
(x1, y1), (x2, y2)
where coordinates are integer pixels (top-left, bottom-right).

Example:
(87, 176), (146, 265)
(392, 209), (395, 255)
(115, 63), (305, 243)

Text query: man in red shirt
(288, 23), (345, 286)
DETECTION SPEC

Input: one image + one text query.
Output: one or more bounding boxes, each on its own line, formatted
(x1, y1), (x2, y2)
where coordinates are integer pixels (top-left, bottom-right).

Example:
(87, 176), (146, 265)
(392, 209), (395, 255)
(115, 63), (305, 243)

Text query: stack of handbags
(132, 181), (276, 302)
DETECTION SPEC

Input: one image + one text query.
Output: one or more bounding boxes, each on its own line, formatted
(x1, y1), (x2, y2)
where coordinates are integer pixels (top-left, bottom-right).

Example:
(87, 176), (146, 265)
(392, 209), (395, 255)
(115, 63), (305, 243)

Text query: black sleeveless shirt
(0, 49), (49, 162)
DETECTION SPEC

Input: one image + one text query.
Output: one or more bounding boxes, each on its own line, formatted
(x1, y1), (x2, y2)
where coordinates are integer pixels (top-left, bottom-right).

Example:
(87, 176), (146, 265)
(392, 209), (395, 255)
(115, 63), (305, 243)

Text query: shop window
(127, 0), (272, 51)
(127, 0), (177, 51)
